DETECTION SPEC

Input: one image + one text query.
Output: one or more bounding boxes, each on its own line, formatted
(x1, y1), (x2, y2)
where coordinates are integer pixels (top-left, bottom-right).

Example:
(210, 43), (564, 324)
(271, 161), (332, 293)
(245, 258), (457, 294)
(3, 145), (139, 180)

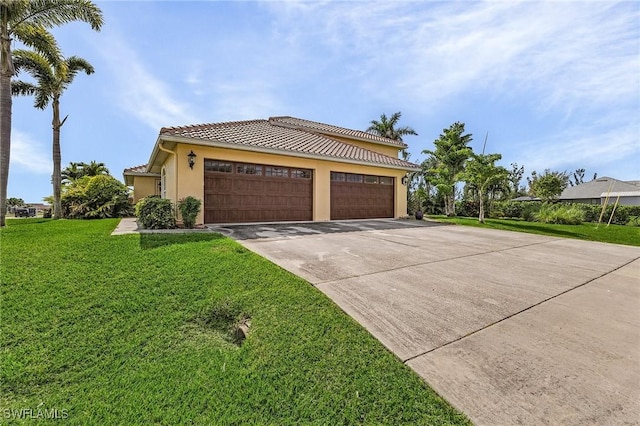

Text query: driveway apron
(213, 220), (640, 425)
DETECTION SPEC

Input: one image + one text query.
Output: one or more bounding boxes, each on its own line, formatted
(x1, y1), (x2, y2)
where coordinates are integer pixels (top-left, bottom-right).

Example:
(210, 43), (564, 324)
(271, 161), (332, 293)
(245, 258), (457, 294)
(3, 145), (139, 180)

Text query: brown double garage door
(330, 172), (394, 220)
(204, 159), (394, 223)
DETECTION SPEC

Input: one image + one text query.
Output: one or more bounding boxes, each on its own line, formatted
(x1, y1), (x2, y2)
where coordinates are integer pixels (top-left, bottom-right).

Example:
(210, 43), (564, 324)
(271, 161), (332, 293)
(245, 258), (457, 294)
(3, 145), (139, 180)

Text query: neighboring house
(27, 203), (51, 212)
(124, 116), (420, 225)
(559, 177), (640, 206)
(7, 203), (50, 214)
(512, 196), (541, 202)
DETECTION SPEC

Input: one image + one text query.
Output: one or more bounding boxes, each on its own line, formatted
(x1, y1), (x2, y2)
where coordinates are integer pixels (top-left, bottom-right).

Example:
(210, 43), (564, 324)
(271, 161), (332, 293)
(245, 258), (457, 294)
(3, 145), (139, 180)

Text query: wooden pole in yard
(597, 181), (615, 229)
(606, 195), (621, 227)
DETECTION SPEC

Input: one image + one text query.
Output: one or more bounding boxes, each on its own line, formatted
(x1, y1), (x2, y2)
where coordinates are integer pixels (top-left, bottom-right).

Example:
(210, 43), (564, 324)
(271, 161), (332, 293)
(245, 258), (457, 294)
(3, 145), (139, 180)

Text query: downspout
(157, 141), (179, 217)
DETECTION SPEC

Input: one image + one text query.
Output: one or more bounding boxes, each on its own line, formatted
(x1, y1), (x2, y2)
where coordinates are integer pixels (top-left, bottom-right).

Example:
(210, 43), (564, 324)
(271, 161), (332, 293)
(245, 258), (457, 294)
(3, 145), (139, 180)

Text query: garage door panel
(331, 174), (394, 220)
(205, 159), (312, 223)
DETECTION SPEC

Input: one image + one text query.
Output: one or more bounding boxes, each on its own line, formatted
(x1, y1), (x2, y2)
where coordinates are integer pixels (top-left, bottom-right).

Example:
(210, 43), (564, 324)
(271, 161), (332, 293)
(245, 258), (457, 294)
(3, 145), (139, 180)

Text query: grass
(0, 218), (469, 425)
(428, 215), (640, 247)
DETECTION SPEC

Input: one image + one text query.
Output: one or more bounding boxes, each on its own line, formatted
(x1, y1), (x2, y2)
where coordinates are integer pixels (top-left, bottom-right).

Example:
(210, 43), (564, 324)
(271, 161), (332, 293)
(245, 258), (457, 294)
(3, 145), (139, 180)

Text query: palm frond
(12, 49), (56, 83)
(11, 0), (103, 32)
(33, 89), (51, 109)
(64, 55), (94, 82)
(11, 79), (38, 96)
(12, 23), (61, 67)
(1, 1), (30, 29)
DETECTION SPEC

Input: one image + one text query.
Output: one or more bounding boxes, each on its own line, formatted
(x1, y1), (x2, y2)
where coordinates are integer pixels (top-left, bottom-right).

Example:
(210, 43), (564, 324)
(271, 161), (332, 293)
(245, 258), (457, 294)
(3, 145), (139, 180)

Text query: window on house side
(331, 172), (345, 181)
(291, 169), (312, 179)
(265, 167), (289, 177)
(346, 174), (363, 183)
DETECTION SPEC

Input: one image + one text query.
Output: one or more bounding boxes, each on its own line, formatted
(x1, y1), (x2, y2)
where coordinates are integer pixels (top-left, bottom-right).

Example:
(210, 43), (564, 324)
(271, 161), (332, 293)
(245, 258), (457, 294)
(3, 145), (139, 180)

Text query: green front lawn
(1, 219), (469, 425)
(428, 216), (640, 247)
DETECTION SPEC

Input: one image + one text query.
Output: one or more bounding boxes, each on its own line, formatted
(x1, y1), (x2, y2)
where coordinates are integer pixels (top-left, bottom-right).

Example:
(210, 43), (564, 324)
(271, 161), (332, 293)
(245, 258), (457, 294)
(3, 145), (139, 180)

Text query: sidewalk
(111, 218), (214, 235)
(111, 217), (139, 235)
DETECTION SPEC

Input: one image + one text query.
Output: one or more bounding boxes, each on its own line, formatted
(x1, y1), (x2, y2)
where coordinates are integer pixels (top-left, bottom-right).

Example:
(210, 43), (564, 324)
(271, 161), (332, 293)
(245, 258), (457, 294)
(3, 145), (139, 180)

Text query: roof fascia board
(123, 172), (160, 177)
(147, 137), (177, 172)
(160, 135), (420, 172)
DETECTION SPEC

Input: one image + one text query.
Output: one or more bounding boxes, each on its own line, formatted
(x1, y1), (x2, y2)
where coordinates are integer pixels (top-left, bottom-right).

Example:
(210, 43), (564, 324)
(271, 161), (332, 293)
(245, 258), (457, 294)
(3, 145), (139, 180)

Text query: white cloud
(515, 112), (640, 174)
(264, 1), (639, 174)
(264, 2), (638, 112)
(97, 32), (201, 129)
(10, 130), (51, 174)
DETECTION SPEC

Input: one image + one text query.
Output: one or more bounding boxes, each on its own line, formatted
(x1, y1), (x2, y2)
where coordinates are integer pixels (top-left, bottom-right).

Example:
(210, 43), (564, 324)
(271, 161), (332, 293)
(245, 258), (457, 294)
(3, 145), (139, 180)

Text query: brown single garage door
(205, 159), (313, 223)
(330, 172), (394, 220)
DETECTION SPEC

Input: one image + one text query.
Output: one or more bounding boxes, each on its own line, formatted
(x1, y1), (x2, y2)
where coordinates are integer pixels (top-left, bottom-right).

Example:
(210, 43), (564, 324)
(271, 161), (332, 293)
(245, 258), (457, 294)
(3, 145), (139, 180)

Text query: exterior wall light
(187, 150), (197, 169)
(401, 175), (409, 186)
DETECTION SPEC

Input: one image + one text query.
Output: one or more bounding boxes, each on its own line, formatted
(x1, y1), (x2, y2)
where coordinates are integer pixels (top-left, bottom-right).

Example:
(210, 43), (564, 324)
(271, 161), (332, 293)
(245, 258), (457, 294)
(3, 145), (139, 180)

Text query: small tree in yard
(177, 196), (201, 229)
(463, 153), (508, 223)
(529, 170), (568, 202)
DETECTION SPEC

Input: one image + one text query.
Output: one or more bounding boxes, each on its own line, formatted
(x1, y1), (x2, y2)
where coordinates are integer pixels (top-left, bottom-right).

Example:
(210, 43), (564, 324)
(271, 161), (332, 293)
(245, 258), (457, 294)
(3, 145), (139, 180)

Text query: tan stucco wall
(131, 176), (158, 203)
(161, 149), (177, 206)
(328, 135), (402, 158)
(157, 143), (409, 224)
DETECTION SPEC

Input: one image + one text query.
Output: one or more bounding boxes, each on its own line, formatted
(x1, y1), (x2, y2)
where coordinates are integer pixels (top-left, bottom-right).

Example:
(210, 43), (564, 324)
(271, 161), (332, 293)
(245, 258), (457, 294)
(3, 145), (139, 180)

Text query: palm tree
(366, 111), (418, 160)
(0, 0), (103, 226)
(61, 161), (82, 183)
(82, 160), (109, 177)
(367, 111), (418, 142)
(423, 122), (473, 217)
(13, 50), (95, 219)
(62, 161), (110, 183)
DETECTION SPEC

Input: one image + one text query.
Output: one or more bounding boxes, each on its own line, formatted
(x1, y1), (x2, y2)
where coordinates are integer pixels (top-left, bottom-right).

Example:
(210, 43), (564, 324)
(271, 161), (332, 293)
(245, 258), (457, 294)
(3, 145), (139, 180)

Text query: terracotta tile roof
(269, 116), (407, 148)
(123, 164), (149, 174)
(159, 118), (418, 170)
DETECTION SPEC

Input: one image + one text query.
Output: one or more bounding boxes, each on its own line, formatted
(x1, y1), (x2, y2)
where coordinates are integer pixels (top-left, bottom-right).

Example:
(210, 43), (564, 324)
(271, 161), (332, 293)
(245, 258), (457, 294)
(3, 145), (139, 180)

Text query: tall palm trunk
(52, 96), (62, 219)
(0, 70), (10, 227)
(0, 22), (12, 227)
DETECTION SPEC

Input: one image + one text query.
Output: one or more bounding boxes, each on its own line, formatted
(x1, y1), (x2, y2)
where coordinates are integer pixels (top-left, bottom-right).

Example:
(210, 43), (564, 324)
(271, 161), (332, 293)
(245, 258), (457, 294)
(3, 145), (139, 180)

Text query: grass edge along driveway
(0, 218), (470, 425)
(428, 216), (640, 247)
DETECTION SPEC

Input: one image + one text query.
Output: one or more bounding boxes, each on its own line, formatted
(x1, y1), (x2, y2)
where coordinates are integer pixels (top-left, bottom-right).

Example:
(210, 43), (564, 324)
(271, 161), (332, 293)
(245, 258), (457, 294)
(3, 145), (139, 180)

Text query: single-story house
(559, 177), (640, 206)
(511, 196), (541, 202)
(124, 116), (420, 225)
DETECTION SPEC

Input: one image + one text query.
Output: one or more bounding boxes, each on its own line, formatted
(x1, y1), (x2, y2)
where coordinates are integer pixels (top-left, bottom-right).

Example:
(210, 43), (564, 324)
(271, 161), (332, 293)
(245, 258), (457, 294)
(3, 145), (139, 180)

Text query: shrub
(135, 196), (176, 229)
(521, 203), (541, 222)
(601, 204), (629, 225)
(567, 203), (635, 225)
(625, 205), (640, 226)
(61, 175), (133, 219)
(177, 196), (202, 229)
(455, 200), (480, 218)
(490, 200), (541, 221)
(573, 203), (601, 223)
(534, 204), (584, 225)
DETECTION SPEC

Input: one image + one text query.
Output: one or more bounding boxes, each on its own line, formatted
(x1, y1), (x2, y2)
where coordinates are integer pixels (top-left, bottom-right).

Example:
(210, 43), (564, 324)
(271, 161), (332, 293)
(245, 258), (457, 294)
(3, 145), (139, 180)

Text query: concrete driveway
(211, 219), (640, 425)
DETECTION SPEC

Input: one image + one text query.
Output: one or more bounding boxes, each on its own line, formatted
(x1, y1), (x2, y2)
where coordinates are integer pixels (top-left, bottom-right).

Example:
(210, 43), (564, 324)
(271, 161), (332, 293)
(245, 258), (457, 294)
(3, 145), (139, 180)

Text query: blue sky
(9, 1), (640, 202)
